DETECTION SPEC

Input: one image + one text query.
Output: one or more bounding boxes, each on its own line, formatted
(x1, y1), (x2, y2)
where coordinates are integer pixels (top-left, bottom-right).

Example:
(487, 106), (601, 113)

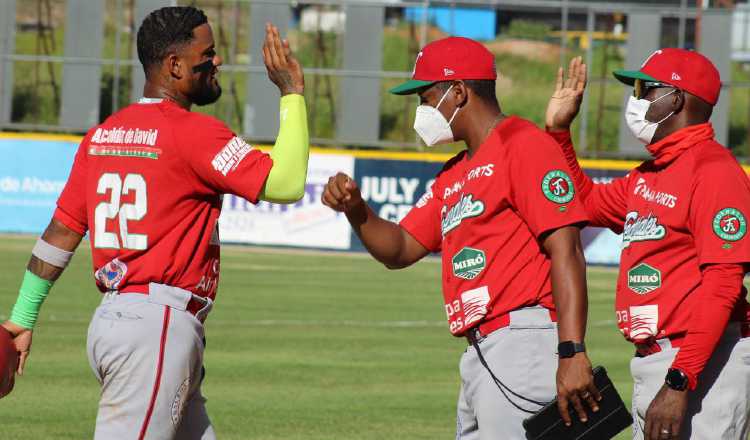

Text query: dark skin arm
(321, 173), (428, 268)
(323, 173), (600, 424)
(1, 218), (83, 374)
(542, 226), (601, 425)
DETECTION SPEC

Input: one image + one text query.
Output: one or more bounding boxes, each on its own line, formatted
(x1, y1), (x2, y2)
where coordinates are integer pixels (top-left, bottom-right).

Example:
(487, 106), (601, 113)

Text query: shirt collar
(137, 97), (164, 104)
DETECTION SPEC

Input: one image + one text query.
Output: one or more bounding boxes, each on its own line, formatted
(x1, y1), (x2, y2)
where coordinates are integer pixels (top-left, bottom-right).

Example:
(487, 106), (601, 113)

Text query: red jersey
(54, 98), (273, 300)
(550, 124), (750, 344)
(400, 116), (588, 336)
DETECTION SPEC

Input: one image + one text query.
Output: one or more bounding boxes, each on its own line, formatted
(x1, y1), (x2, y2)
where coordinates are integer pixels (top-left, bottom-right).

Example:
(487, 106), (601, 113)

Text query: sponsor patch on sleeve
(541, 170), (575, 204)
(211, 136), (254, 176)
(712, 208), (747, 242)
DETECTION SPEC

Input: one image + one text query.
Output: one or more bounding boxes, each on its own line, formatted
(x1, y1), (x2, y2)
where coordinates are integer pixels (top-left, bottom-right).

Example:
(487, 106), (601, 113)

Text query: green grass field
(0, 235), (635, 439)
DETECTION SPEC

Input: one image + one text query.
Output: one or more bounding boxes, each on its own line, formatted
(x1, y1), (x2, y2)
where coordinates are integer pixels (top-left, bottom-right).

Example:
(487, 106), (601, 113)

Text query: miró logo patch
(452, 247), (486, 280)
(627, 263), (661, 295)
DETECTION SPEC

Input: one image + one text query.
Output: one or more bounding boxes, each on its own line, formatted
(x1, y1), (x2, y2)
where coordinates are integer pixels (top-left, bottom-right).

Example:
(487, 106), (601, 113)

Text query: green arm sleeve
(259, 94), (310, 203)
(10, 270), (53, 329)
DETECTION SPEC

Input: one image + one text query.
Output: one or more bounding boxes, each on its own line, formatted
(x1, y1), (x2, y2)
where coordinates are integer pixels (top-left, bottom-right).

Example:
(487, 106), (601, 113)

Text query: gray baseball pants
(86, 286), (216, 440)
(631, 323), (750, 440)
(456, 306), (558, 440)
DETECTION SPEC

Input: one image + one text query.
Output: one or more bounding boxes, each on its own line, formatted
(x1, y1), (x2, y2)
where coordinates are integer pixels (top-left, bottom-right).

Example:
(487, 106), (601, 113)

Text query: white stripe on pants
(630, 324), (750, 440)
(87, 292), (216, 440)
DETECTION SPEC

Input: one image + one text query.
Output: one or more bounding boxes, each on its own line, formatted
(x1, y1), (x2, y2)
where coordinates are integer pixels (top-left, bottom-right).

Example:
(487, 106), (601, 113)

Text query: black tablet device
(523, 366), (632, 440)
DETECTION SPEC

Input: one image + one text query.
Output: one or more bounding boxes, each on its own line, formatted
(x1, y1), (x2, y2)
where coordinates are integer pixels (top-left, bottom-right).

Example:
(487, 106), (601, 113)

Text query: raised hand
(262, 22), (304, 96)
(545, 56), (587, 131)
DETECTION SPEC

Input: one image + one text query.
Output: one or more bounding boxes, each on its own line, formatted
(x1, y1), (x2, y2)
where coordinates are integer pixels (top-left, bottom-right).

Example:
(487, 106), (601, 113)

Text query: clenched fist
(321, 173), (363, 214)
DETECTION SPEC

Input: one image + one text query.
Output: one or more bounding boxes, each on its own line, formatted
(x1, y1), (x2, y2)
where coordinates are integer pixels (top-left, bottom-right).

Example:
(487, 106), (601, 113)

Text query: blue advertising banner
(350, 158), (442, 252)
(0, 137), (78, 233)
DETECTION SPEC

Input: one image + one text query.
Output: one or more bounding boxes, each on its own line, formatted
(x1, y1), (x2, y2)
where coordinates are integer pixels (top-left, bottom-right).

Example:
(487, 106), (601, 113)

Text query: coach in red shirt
(323, 37), (599, 439)
(547, 51), (750, 440)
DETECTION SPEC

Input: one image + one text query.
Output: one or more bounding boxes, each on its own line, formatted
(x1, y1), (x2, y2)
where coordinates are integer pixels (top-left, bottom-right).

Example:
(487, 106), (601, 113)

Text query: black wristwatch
(558, 341), (586, 358)
(665, 368), (689, 391)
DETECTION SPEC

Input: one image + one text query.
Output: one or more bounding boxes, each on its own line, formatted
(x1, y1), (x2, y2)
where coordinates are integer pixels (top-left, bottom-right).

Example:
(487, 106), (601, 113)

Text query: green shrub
(505, 19), (552, 41)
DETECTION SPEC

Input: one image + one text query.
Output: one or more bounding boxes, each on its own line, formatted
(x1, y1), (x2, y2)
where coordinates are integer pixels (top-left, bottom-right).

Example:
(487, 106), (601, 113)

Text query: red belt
(466, 308), (557, 343)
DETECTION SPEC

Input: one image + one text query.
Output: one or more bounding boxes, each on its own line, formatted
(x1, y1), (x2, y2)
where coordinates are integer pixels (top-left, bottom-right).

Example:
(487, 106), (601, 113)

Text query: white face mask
(624, 89), (676, 145)
(414, 85), (461, 147)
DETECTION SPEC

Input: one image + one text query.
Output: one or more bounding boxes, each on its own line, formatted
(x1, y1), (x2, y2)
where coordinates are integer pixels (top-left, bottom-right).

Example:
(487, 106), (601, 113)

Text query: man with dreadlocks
(0, 6), (308, 439)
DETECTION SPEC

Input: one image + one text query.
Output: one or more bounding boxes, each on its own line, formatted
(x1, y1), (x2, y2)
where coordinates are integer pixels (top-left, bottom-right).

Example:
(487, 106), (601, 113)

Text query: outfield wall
(0, 133), (671, 265)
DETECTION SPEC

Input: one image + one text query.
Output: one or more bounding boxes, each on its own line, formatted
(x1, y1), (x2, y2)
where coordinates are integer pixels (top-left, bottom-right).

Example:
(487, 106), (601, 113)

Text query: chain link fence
(0, 0), (747, 159)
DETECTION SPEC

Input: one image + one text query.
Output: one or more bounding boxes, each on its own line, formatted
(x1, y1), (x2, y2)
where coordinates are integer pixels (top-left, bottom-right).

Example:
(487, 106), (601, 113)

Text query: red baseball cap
(613, 48), (721, 105)
(389, 37), (497, 95)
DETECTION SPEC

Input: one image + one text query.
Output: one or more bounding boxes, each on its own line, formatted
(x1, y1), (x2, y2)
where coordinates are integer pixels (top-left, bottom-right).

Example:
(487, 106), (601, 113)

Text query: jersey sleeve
(688, 148), (750, 265)
(53, 136), (90, 235)
(507, 128), (588, 238)
(582, 175), (630, 234)
(399, 179), (442, 252)
(181, 116), (274, 203)
(671, 263), (745, 389)
(547, 129), (629, 233)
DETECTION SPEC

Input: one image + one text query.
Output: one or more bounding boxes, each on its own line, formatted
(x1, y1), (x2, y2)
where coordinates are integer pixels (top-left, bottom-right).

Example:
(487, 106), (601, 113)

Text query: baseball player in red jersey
(322, 37), (600, 439)
(547, 52), (750, 440)
(1, 7), (309, 439)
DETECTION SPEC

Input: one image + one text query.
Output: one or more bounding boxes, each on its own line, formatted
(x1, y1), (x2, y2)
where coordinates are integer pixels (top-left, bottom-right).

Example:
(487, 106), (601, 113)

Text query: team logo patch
(94, 258), (127, 290)
(627, 263), (661, 295)
(542, 170), (575, 204)
(452, 247), (486, 280)
(441, 194), (485, 236)
(713, 208), (747, 242)
(622, 211), (666, 248)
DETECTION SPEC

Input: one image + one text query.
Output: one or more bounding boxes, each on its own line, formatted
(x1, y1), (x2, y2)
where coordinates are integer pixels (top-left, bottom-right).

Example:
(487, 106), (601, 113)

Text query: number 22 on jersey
(95, 173), (148, 250)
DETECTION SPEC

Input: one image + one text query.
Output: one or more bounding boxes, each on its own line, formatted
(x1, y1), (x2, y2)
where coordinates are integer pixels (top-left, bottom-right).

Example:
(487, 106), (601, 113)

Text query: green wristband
(9, 270), (53, 329)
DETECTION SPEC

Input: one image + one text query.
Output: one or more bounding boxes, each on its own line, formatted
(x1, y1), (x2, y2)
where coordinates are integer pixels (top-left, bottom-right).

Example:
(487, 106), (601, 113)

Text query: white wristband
(31, 238), (74, 268)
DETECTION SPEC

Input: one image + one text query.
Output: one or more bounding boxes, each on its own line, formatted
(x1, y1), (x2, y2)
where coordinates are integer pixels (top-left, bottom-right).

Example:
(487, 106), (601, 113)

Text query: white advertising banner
(218, 152), (355, 249)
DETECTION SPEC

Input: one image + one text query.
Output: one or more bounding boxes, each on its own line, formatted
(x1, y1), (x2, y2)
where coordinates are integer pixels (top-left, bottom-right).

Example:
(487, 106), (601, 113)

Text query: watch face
(558, 342), (575, 358)
(666, 369), (688, 391)
(558, 342), (584, 358)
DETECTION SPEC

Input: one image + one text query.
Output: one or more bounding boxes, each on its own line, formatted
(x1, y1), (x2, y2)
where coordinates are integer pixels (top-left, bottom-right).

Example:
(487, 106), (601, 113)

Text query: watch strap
(558, 341), (586, 358)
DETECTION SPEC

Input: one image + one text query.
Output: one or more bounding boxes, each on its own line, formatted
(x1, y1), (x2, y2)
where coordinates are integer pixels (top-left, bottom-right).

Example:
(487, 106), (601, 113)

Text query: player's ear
(672, 89), (685, 114)
(166, 53), (183, 80)
(453, 81), (468, 108)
